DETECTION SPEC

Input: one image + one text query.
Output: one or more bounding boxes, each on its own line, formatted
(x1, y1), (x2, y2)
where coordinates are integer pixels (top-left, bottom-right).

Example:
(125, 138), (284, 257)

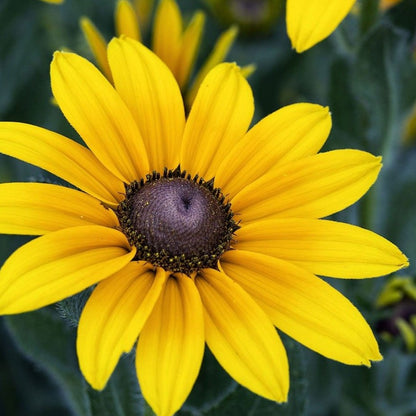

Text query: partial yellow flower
(39, 0), (63, 3)
(287, 0), (356, 52)
(0, 39), (408, 416)
(380, 0), (403, 11)
(376, 276), (416, 352)
(81, 0), (240, 107)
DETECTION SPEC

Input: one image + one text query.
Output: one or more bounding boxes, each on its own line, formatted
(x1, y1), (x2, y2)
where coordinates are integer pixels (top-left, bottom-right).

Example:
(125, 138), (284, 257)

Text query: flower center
(117, 168), (239, 274)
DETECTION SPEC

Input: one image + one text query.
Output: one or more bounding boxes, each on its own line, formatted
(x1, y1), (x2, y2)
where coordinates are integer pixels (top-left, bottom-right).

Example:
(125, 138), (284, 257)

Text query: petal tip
(79, 16), (92, 28)
(400, 256), (410, 270)
(364, 351), (383, 367)
(52, 50), (61, 60)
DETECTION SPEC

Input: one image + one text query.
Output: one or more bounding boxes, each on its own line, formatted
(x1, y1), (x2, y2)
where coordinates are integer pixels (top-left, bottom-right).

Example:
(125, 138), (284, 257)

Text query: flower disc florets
(117, 167), (239, 274)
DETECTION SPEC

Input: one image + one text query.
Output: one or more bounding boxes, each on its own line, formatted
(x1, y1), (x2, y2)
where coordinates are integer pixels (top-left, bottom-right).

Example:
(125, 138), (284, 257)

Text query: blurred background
(1, 0), (416, 415)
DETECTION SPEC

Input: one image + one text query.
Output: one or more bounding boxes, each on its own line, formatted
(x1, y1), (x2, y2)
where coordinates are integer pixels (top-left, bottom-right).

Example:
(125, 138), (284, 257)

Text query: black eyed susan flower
(206, 0), (357, 53)
(0, 38), (409, 416)
(81, 0), (248, 107)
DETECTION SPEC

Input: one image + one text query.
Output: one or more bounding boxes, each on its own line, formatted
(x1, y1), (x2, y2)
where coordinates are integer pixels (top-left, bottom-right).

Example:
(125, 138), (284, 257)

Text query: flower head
(81, 0), (246, 107)
(0, 38), (408, 416)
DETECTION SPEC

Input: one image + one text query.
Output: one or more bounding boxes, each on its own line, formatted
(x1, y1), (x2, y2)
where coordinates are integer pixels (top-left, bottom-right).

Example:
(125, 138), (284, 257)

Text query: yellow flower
(81, 0), (244, 107)
(0, 39), (408, 416)
(287, 0), (356, 52)
(39, 0), (64, 3)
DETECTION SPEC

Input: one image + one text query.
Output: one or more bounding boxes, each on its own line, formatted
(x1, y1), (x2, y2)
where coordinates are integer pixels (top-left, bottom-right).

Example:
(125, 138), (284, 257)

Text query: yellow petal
(80, 17), (113, 82)
(235, 218), (409, 278)
(181, 63), (254, 180)
(0, 183), (118, 235)
(176, 11), (205, 89)
(114, 0), (141, 42)
(78, 263), (167, 390)
(0, 226), (135, 315)
(221, 250), (382, 365)
(186, 26), (238, 107)
(115, 0), (141, 41)
(232, 149), (382, 222)
(133, 0), (154, 29)
(51, 51), (149, 183)
(216, 103), (331, 197)
(108, 38), (185, 172)
(0, 122), (124, 207)
(152, 0), (182, 78)
(196, 268), (288, 402)
(286, 0), (356, 53)
(137, 273), (205, 416)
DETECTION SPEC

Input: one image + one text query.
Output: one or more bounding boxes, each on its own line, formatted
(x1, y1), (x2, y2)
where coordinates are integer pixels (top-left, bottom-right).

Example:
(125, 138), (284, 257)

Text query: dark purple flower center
(117, 168), (238, 274)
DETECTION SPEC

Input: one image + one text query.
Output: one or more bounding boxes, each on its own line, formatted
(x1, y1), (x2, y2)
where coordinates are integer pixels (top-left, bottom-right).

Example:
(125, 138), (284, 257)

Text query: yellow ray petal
(0, 226), (135, 315)
(221, 250), (382, 365)
(137, 273), (205, 416)
(108, 38), (185, 172)
(232, 149), (381, 222)
(0, 183), (119, 235)
(80, 17), (113, 83)
(235, 218), (408, 278)
(78, 264), (167, 390)
(51, 51), (149, 183)
(133, 0), (154, 29)
(216, 103), (331, 197)
(196, 268), (288, 402)
(40, 0), (63, 4)
(181, 63), (253, 180)
(286, 0), (356, 53)
(152, 0), (182, 78)
(115, 0), (141, 41)
(0, 122), (124, 207)
(176, 11), (205, 89)
(186, 26), (238, 107)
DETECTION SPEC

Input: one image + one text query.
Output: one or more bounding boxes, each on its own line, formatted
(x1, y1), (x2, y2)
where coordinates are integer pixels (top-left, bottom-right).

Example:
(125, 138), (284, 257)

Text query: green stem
(359, 184), (376, 230)
(380, 43), (400, 169)
(359, 0), (380, 35)
(333, 25), (354, 56)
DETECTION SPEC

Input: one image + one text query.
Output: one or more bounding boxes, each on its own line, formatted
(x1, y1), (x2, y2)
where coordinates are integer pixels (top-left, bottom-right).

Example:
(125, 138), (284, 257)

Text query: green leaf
(351, 22), (416, 165)
(5, 302), (146, 416)
(5, 307), (92, 416)
(87, 353), (143, 416)
(180, 335), (306, 416)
